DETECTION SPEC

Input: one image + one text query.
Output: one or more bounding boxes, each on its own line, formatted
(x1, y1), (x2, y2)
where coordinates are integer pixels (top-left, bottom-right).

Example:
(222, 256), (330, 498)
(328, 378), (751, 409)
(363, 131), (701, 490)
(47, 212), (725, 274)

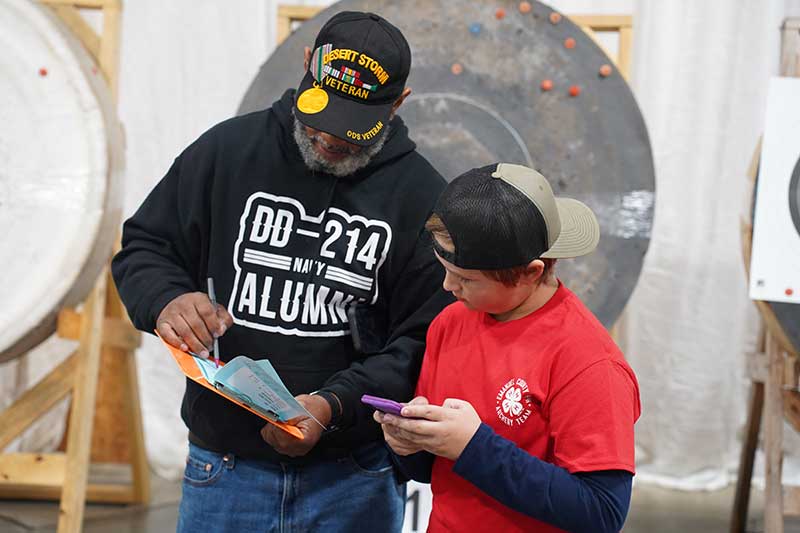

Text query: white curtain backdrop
(2, 0), (800, 493)
(622, 0), (800, 490)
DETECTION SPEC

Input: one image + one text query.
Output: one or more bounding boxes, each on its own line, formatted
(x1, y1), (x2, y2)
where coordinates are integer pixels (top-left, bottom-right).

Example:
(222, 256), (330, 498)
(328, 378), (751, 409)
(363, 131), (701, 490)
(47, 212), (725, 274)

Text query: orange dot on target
(495, 7), (506, 20)
(451, 63), (464, 75)
(519, 1), (532, 14)
(540, 79), (553, 91)
(549, 12), (562, 24)
(787, 288), (795, 296)
(564, 38), (576, 49)
(599, 64), (613, 77)
(569, 85), (581, 97)
(39, 67), (48, 77)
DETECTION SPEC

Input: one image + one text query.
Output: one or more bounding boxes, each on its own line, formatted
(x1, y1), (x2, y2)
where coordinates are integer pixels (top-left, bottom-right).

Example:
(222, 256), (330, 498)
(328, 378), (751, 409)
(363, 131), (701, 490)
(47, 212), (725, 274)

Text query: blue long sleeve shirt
(395, 423), (632, 533)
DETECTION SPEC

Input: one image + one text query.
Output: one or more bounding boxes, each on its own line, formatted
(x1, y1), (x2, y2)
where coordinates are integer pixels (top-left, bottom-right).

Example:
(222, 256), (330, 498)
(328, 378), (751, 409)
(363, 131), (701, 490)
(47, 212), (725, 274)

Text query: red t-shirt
(416, 283), (641, 533)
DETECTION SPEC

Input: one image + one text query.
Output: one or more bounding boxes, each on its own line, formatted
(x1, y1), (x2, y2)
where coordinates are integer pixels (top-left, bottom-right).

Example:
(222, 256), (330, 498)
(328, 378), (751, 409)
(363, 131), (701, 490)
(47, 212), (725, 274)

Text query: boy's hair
(426, 214), (555, 287)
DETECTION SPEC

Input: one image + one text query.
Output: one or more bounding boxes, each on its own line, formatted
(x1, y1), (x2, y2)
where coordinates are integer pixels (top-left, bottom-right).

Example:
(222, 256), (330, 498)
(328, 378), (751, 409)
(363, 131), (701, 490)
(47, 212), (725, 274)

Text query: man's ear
(389, 87), (412, 118)
(303, 46), (312, 72)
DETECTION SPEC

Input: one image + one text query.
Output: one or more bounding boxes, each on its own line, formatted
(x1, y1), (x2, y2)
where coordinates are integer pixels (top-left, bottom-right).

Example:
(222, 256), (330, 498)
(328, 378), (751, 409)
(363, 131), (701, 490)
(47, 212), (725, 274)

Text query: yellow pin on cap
(297, 86), (329, 114)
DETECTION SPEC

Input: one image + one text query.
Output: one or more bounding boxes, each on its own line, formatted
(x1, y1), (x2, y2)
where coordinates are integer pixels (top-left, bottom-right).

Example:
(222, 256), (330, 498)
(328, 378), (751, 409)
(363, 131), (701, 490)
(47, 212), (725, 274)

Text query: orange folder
(156, 332), (304, 440)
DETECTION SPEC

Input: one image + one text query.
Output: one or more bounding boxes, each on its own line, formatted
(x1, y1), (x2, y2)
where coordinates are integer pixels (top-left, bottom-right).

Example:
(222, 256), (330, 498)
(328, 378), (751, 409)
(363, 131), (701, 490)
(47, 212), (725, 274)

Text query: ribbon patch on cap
(297, 85), (329, 114)
(309, 43), (390, 100)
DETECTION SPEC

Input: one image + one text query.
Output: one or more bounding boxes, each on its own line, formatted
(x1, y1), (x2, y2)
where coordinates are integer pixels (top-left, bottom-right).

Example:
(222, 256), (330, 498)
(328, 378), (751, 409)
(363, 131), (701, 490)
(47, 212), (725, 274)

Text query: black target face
(790, 156), (800, 238)
(239, 0), (656, 327)
(770, 156), (800, 354)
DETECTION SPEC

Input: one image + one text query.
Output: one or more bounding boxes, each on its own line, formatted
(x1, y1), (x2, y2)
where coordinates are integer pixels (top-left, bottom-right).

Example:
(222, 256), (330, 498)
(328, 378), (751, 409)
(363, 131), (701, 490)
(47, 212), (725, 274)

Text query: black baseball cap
(294, 11), (411, 147)
(432, 163), (600, 270)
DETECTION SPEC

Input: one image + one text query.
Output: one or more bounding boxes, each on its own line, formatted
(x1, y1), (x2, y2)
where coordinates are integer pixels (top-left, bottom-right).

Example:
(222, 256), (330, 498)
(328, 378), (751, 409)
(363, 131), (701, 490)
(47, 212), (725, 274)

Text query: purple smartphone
(361, 394), (405, 416)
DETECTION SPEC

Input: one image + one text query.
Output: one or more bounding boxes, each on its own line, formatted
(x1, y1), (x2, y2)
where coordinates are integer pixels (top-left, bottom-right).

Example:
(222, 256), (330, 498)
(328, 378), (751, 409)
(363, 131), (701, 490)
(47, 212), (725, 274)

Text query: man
(112, 11), (451, 533)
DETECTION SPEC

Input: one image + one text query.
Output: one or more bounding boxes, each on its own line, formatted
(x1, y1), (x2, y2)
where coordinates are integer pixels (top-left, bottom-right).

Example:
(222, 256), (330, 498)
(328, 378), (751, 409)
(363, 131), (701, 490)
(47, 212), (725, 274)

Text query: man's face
(292, 116), (389, 177)
(293, 46), (406, 177)
(302, 125), (361, 163)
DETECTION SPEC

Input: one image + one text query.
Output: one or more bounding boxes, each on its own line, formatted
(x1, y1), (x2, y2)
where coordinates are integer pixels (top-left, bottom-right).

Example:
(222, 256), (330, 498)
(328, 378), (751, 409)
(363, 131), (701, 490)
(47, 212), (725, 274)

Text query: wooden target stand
(730, 18), (800, 533)
(0, 1), (150, 532)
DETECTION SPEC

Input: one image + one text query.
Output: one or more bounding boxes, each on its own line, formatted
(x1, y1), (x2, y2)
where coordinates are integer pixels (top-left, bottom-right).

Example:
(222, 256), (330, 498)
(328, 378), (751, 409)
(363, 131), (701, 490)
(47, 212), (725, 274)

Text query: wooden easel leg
(0, 352), (78, 450)
(765, 332), (785, 533)
(57, 273), (107, 533)
(119, 333), (150, 503)
(731, 380), (765, 533)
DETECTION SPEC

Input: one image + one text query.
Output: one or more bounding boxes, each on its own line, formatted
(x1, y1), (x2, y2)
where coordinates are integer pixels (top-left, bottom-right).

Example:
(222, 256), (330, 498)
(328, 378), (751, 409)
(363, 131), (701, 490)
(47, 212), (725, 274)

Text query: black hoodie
(112, 90), (453, 462)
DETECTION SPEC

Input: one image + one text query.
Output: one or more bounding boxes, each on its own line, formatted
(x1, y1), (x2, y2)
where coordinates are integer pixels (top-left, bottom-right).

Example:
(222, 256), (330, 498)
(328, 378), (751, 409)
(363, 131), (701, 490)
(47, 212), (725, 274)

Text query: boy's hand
(260, 394), (330, 457)
(375, 396), (428, 456)
(381, 398), (482, 461)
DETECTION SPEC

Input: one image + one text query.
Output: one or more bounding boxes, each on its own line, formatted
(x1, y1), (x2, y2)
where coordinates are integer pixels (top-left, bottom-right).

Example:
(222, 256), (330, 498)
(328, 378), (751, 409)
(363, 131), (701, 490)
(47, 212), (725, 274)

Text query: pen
(207, 277), (220, 368)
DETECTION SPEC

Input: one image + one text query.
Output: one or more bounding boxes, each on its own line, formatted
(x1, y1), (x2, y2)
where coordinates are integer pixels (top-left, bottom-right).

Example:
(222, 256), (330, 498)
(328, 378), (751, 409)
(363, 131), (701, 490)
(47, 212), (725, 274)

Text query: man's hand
(379, 398), (482, 461)
(260, 394), (332, 457)
(374, 396), (428, 456)
(156, 292), (233, 357)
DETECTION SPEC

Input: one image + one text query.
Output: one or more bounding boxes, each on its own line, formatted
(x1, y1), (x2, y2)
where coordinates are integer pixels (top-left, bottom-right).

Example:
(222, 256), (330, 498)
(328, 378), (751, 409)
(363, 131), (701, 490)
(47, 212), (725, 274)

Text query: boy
(375, 163), (641, 532)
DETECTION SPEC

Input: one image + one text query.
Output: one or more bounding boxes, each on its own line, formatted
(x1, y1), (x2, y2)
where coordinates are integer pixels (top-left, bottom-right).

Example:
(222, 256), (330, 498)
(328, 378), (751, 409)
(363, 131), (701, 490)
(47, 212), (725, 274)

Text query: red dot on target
(569, 85), (581, 97)
(39, 67), (48, 77)
(550, 12), (562, 24)
(599, 64), (613, 77)
(564, 38), (576, 49)
(540, 79), (553, 91)
(787, 288), (795, 296)
(495, 7), (506, 19)
(519, 1), (532, 14)
(451, 63), (463, 75)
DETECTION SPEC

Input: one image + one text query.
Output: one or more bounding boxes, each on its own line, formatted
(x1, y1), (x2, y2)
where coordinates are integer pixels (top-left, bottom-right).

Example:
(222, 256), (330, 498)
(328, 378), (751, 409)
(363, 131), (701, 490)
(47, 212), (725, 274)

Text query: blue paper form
(192, 355), (321, 426)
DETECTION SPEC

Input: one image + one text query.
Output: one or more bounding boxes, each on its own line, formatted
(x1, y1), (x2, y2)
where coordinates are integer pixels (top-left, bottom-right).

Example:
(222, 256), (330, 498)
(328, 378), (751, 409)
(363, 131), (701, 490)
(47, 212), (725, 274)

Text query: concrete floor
(1, 477), (800, 532)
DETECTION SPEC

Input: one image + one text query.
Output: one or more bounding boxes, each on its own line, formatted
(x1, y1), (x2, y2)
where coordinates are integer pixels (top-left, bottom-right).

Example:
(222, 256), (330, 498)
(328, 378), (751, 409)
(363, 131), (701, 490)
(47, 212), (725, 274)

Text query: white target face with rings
(0, 0), (123, 362)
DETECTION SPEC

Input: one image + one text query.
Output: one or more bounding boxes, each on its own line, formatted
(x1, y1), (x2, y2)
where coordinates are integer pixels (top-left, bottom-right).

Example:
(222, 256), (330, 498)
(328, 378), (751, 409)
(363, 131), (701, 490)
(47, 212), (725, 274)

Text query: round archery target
(750, 77), (800, 306)
(0, 0), (123, 362)
(790, 156), (800, 238)
(238, 0), (655, 328)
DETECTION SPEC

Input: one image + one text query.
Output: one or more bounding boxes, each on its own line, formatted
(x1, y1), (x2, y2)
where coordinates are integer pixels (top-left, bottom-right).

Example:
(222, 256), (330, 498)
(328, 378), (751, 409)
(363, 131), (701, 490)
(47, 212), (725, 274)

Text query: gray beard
(292, 116), (390, 177)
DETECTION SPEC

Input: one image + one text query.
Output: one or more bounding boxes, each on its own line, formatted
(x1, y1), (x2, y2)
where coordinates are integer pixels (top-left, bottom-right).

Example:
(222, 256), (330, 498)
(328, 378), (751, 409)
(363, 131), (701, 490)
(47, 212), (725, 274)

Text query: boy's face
(434, 251), (534, 317)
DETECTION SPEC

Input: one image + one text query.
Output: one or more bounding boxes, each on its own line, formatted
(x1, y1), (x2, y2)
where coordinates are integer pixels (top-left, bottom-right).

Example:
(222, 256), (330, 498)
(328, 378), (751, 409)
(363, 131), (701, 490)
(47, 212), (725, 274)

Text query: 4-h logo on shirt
(495, 378), (534, 427)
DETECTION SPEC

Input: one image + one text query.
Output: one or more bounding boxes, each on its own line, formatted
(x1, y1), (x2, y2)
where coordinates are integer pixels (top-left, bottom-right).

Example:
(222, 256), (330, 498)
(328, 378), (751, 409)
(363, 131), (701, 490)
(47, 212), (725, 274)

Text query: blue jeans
(177, 441), (406, 533)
